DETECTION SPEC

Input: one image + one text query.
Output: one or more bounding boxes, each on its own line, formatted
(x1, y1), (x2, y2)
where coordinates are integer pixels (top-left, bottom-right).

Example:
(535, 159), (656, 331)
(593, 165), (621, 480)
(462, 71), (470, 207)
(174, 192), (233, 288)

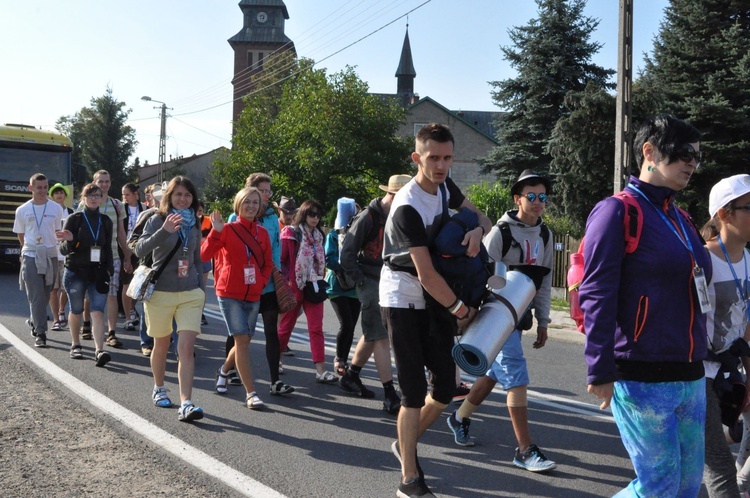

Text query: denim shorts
(63, 268), (107, 314)
(487, 329), (529, 390)
(217, 296), (261, 337)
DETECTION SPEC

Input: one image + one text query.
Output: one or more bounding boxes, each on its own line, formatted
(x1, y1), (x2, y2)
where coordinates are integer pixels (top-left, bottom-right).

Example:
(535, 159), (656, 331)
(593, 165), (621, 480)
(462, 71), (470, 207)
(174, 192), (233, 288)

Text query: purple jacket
(580, 176), (712, 386)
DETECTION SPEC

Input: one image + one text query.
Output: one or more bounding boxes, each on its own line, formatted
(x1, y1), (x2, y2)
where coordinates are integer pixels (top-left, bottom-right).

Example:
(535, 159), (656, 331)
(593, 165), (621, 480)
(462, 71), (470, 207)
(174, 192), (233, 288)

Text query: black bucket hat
(511, 169), (552, 196)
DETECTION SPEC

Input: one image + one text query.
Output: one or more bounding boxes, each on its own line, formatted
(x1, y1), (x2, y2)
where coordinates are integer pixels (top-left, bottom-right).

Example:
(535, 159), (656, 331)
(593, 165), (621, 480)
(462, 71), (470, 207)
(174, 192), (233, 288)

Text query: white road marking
(0, 322), (286, 498)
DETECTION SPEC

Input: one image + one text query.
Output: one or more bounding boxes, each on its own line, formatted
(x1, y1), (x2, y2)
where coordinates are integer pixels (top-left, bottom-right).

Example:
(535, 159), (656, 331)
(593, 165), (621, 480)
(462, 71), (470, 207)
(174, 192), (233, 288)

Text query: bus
(0, 123), (73, 264)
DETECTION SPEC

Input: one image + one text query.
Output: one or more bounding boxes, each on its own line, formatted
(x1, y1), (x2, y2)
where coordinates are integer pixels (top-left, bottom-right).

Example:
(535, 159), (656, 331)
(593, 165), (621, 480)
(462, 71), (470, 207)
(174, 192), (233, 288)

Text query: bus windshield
(0, 146), (71, 185)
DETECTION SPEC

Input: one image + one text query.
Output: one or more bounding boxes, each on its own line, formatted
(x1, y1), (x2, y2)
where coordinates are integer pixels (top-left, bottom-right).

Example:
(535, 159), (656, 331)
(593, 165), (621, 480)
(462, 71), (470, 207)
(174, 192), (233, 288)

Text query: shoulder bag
(126, 239), (181, 302)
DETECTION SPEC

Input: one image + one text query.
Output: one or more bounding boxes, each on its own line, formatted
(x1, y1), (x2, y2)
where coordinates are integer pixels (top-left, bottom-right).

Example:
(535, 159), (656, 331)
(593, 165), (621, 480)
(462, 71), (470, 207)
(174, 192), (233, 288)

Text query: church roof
(395, 30), (416, 77)
(407, 96), (501, 142)
(229, 0), (292, 44)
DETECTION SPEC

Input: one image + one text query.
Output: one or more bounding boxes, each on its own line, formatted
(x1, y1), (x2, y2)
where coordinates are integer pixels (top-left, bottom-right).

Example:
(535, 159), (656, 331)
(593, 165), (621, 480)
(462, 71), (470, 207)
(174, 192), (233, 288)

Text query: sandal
(226, 368), (243, 386)
(152, 387), (172, 408)
(269, 380), (295, 396)
(81, 323), (92, 340)
(246, 391), (265, 410)
(69, 344), (83, 359)
(316, 370), (338, 384)
(106, 331), (123, 348)
(215, 369), (229, 394)
(334, 358), (348, 376)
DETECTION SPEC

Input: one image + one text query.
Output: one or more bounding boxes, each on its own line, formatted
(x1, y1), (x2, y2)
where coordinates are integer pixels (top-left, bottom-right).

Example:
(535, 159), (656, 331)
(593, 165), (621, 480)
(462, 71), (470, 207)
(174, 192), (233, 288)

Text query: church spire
(395, 24), (416, 107)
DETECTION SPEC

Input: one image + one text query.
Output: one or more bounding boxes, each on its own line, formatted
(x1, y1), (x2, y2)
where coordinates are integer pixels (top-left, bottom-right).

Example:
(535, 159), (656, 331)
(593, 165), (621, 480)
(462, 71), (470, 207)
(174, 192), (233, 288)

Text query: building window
(247, 51), (253, 69)
(413, 123), (428, 136)
(258, 52), (264, 69)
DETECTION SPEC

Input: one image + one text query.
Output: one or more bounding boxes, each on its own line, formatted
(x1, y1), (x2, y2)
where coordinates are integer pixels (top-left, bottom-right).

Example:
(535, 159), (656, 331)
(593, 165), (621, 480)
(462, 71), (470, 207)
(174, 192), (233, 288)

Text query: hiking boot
(339, 372), (375, 398)
(513, 444), (557, 472)
(447, 410), (474, 447)
(452, 381), (472, 403)
(106, 330), (123, 348)
(34, 333), (47, 348)
(397, 477), (434, 497)
(177, 403), (204, 422)
(383, 390), (401, 415)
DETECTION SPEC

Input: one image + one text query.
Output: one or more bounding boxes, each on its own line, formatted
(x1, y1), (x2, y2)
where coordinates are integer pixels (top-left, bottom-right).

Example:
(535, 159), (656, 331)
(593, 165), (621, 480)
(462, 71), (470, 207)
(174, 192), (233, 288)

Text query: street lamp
(141, 96), (172, 182)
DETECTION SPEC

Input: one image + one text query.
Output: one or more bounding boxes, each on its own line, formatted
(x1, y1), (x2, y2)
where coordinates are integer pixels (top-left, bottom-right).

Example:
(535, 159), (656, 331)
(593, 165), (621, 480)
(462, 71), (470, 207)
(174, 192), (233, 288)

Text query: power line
(172, 0), (432, 118)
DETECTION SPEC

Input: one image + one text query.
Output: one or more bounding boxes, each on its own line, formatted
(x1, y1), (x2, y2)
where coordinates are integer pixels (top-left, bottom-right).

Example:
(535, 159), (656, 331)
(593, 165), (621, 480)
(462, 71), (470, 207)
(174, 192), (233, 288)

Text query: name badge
(90, 246), (101, 263)
(177, 259), (189, 278)
(693, 266), (712, 314)
(244, 264), (256, 285)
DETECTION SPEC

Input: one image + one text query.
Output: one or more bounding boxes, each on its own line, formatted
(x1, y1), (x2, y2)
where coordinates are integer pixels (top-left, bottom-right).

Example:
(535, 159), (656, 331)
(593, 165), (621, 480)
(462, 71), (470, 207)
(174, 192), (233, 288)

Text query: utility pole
(141, 96), (172, 183)
(614, 0), (634, 193)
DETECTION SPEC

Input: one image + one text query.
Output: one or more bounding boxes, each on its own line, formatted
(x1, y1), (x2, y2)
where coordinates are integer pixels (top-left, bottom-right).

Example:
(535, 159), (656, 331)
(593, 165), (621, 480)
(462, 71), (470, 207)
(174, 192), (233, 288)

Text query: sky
(1, 0), (669, 167)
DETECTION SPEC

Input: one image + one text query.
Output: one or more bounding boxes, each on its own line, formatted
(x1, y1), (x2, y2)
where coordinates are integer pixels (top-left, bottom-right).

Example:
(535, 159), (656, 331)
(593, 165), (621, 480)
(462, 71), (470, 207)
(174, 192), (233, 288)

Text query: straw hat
(379, 174), (412, 194)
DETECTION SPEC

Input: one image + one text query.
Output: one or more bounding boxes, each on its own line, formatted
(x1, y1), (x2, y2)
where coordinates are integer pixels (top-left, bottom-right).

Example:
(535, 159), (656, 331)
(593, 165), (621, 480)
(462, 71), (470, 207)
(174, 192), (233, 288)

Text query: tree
(481, 0), (614, 184)
(206, 55), (413, 221)
(548, 82), (616, 235)
(56, 86), (137, 194)
(637, 0), (750, 222)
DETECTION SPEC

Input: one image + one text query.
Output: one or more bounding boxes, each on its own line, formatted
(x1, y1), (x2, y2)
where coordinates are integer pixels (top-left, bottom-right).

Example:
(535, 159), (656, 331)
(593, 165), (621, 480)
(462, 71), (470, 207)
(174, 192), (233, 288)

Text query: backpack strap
(614, 190), (643, 254)
(497, 219), (550, 259)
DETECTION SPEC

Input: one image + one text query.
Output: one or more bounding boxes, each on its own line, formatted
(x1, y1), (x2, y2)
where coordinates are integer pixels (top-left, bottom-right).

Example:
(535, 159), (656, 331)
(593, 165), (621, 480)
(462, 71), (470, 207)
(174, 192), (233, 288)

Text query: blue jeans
(217, 296), (260, 337)
(612, 378), (706, 497)
(63, 268), (106, 314)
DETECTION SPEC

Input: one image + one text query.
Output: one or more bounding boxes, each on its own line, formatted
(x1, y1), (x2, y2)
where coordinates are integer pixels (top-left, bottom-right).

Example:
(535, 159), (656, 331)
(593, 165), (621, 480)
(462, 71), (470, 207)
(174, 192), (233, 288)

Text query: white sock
(182, 399), (192, 407)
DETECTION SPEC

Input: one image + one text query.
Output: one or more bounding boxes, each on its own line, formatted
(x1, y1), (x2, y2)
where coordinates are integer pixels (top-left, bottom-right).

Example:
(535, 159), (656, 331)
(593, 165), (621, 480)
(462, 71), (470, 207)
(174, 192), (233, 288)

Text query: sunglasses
(675, 144), (702, 167)
(307, 212), (321, 218)
(519, 192), (548, 203)
(733, 205), (750, 212)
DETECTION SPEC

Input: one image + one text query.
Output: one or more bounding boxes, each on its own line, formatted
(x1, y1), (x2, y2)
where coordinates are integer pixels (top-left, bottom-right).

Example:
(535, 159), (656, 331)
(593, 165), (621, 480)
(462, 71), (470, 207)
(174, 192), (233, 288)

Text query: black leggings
(330, 296), (361, 361)
(224, 292), (282, 384)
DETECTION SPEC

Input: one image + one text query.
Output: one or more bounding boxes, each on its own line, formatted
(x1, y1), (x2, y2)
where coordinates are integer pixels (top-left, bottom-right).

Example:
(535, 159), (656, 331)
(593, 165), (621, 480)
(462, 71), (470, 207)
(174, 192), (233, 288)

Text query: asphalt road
(0, 266), (648, 497)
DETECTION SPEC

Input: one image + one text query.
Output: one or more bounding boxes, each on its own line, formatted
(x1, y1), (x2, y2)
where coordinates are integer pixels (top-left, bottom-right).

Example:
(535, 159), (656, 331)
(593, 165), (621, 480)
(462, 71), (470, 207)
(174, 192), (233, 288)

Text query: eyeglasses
(85, 194), (102, 199)
(520, 192), (548, 203)
(307, 212), (321, 218)
(257, 189), (272, 196)
(675, 144), (702, 167)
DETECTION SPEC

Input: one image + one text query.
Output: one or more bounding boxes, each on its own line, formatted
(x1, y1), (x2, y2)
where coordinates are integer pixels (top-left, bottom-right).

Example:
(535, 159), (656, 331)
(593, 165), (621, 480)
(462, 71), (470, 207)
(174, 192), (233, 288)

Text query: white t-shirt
(379, 177), (463, 309)
(13, 199), (63, 258)
(704, 249), (750, 379)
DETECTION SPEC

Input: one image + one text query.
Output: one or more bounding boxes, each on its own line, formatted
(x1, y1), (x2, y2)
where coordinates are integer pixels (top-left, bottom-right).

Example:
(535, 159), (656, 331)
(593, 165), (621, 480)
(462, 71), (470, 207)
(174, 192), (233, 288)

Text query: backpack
(430, 184), (491, 308)
(497, 220), (551, 260)
(567, 190), (694, 334)
(334, 206), (382, 290)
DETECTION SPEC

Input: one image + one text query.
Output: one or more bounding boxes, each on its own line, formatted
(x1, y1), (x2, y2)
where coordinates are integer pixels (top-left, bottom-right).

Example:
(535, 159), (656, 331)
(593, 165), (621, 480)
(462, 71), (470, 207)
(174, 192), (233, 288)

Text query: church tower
(395, 26), (416, 107)
(228, 0), (295, 124)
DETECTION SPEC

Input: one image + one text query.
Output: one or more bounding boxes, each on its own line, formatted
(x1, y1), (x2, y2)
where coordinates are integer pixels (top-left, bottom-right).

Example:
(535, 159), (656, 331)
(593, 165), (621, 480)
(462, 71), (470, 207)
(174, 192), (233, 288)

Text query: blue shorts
(486, 329), (529, 390)
(63, 268), (107, 314)
(217, 296), (261, 337)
